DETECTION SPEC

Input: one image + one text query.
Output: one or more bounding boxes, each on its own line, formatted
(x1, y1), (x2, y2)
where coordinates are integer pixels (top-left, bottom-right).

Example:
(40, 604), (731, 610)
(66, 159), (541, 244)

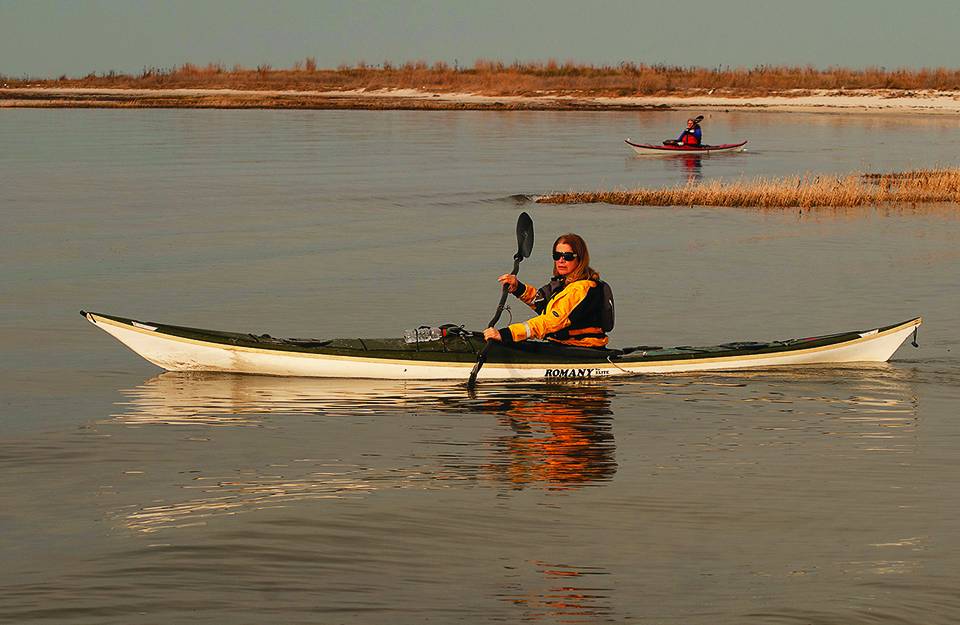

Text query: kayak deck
(82, 311), (921, 381)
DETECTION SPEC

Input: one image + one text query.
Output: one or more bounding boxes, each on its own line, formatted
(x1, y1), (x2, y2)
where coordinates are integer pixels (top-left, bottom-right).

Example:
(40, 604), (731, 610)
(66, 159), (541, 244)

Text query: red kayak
(625, 139), (748, 155)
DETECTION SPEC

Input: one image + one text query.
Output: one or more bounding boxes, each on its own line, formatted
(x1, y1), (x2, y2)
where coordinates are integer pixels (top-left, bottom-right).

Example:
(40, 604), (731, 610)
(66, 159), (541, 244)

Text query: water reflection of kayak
(107, 374), (618, 533)
(111, 373), (615, 425)
(83, 311), (921, 381)
(625, 139), (748, 155)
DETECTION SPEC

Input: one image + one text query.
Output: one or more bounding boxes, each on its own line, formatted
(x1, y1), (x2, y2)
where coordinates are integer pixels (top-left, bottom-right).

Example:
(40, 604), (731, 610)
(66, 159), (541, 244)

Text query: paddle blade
(516, 212), (534, 258)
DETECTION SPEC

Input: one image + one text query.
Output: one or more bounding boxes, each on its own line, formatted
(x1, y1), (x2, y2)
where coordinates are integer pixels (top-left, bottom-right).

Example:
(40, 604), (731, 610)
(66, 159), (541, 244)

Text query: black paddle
(467, 212), (534, 388)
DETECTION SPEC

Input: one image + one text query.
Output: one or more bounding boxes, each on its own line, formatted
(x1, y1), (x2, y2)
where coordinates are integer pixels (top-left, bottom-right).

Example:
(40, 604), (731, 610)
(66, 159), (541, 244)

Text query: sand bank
(3, 87), (960, 114)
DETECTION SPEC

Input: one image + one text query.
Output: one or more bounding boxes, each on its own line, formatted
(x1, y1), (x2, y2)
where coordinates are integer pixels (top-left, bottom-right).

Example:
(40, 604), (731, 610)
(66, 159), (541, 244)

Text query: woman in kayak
(483, 233), (613, 348)
(675, 117), (702, 146)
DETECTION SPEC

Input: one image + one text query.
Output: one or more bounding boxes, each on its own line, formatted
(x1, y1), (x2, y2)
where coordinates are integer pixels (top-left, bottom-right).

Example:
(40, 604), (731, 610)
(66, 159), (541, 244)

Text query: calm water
(2, 109), (960, 624)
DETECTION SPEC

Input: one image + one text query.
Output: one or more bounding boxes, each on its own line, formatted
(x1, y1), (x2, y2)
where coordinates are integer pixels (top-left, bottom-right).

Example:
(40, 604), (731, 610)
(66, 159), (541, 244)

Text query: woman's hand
(483, 327), (502, 342)
(498, 273), (519, 292)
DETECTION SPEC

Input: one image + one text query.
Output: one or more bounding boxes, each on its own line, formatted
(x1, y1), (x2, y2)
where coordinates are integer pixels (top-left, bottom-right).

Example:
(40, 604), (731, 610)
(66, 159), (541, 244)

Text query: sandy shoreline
(4, 87), (960, 113)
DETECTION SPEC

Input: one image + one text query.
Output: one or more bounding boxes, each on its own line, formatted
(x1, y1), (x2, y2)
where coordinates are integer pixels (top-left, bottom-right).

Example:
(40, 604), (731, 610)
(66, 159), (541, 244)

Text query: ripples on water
(3, 109), (960, 623)
(85, 367), (924, 544)
(3, 364), (957, 623)
(106, 375), (621, 532)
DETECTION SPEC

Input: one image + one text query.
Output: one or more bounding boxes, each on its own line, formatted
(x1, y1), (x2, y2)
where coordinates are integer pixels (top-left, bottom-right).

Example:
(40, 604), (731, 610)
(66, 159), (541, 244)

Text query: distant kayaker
(662, 115), (704, 147)
(675, 116), (702, 146)
(483, 233), (614, 348)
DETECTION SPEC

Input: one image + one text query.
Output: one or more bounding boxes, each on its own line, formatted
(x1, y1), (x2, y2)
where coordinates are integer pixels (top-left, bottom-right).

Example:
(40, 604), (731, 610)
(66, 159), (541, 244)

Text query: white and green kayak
(82, 311), (921, 381)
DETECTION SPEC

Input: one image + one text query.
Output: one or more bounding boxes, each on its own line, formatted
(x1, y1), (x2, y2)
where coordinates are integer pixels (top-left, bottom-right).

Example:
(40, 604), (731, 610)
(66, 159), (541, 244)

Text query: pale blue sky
(2, 0), (958, 78)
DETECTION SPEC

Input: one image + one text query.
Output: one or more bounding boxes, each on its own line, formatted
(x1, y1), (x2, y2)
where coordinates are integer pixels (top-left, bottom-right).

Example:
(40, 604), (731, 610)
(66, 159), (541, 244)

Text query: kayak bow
(82, 311), (920, 381)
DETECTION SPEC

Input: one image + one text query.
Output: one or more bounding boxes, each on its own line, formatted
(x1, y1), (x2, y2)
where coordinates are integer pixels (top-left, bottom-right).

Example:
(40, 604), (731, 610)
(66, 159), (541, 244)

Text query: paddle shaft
(467, 253), (523, 386)
(485, 254), (522, 328)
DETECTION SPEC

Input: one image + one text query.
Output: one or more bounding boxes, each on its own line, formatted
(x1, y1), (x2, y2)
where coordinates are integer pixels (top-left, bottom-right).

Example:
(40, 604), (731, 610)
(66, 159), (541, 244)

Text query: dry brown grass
(6, 59), (960, 95)
(537, 169), (960, 208)
(0, 90), (656, 111)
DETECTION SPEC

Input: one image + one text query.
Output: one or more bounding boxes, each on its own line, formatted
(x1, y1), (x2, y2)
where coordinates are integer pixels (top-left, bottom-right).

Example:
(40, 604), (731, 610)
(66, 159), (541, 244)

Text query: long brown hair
(553, 233), (600, 282)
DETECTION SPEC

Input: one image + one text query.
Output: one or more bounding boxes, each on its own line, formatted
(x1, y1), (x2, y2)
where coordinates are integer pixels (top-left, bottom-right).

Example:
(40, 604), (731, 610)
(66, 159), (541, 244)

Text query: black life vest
(533, 277), (615, 340)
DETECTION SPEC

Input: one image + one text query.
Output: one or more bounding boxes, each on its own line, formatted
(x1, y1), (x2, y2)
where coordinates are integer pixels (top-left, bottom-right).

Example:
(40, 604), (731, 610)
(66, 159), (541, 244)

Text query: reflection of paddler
(681, 153), (702, 172)
(498, 560), (612, 621)
(479, 385), (616, 489)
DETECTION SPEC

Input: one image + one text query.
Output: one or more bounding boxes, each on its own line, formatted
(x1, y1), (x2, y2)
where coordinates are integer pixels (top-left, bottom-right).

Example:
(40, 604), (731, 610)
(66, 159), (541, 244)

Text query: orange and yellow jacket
(497, 276), (609, 348)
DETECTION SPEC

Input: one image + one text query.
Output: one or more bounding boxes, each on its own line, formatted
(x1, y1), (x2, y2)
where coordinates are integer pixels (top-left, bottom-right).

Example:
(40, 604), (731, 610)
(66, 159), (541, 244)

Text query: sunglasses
(552, 251), (578, 261)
